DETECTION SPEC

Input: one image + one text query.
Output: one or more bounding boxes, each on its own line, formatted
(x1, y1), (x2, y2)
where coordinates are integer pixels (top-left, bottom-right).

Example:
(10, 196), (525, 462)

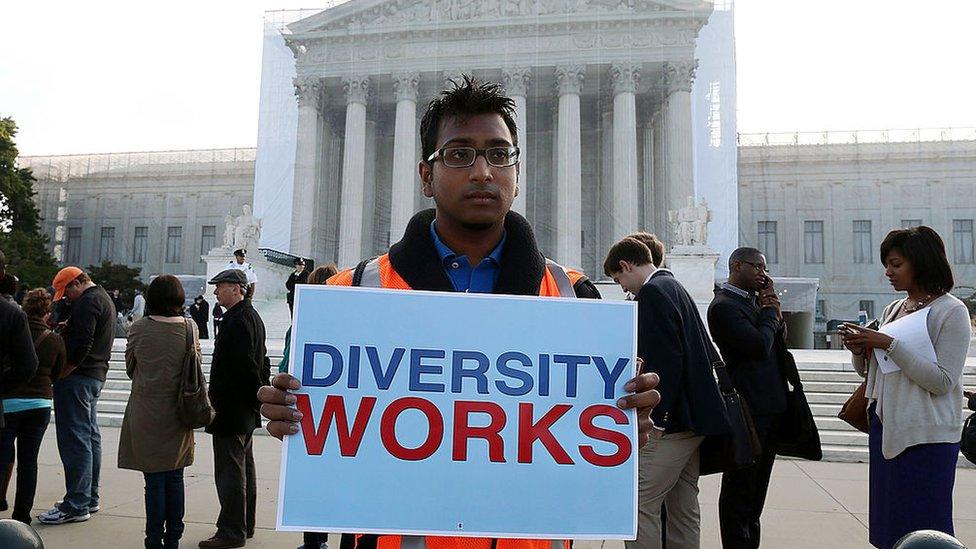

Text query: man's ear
(618, 260), (631, 273)
(419, 161), (434, 198)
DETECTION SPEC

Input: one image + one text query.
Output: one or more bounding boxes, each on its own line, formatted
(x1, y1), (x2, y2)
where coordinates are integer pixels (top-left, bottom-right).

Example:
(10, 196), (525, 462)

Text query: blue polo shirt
(430, 221), (505, 293)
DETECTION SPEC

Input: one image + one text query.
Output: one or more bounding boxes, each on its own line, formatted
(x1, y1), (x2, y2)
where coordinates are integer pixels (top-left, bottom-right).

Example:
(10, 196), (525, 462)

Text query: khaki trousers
(625, 431), (705, 549)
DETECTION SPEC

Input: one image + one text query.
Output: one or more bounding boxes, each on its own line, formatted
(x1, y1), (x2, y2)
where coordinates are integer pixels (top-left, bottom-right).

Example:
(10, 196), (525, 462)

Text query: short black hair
(293, 257), (305, 266)
(728, 247), (763, 270)
(604, 237), (653, 277)
(880, 226), (954, 294)
(145, 274), (186, 317)
(419, 75), (518, 163)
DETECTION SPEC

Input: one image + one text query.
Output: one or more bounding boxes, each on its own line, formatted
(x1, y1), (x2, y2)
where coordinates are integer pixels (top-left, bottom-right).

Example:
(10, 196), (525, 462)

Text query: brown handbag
(838, 380), (869, 434)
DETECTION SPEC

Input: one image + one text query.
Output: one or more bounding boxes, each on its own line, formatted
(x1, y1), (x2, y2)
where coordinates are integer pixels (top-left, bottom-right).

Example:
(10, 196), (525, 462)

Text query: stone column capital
(609, 62), (641, 95)
(554, 65), (586, 96)
(502, 66), (532, 97)
(342, 75), (371, 105)
(662, 60), (698, 95)
(392, 72), (420, 103)
(293, 76), (323, 109)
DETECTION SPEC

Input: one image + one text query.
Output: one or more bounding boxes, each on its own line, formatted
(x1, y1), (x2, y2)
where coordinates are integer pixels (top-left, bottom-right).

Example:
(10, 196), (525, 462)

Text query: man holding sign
(259, 76), (661, 548)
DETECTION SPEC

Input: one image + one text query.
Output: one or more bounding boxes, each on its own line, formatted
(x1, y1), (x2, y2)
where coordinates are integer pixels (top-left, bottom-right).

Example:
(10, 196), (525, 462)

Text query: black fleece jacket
(63, 285), (116, 382)
(382, 208), (601, 299)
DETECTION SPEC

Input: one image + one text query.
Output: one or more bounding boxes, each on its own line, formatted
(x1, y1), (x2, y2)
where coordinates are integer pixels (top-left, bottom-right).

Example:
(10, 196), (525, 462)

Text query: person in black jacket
(40, 266), (116, 525)
(284, 258), (308, 315)
(707, 247), (789, 549)
(1, 288), (65, 524)
(0, 251), (38, 420)
(201, 269), (269, 549)
(605, 237), (729, 549)
(190, 295), (210, 339)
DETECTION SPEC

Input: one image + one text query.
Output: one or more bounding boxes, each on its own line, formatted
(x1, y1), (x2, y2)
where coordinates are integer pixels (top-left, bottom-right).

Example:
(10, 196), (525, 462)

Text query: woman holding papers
(841, 226), (972, 549)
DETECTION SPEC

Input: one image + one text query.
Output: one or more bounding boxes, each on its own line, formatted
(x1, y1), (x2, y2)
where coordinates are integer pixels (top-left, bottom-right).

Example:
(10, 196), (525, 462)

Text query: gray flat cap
(208, 269), (248, 286)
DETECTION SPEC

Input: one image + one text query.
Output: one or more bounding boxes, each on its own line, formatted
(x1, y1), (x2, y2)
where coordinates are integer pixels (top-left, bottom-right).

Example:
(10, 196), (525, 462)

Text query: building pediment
(288, 0), (713, 36)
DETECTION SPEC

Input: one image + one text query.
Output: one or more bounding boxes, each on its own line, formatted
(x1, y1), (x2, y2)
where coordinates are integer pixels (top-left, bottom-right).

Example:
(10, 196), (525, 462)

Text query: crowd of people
(0, 77), (971, 549)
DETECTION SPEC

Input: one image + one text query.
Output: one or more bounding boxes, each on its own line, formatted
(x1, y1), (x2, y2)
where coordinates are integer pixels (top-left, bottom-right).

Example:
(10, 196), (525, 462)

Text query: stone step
(817, 429), (867, 446)
(803, 392), (851, 405)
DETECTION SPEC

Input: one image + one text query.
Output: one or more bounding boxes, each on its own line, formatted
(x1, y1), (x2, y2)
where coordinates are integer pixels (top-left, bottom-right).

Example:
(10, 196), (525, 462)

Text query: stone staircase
(91, 343), (976, 461)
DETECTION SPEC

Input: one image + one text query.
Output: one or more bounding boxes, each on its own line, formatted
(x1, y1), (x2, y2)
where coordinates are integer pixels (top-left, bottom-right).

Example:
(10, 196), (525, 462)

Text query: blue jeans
(144, 469), (185, 549)
(53, 374), (104, 516)
(0, 406), (51, 524)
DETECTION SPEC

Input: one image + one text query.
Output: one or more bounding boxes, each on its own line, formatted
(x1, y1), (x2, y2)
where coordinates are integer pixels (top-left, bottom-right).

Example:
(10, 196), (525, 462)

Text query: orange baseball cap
(52, 266), (84, 300)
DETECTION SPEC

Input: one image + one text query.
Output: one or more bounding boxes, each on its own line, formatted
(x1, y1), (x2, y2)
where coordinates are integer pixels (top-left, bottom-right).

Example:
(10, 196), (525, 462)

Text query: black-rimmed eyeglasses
(426, 146), (520, 168)
(740, 260), (768, 273)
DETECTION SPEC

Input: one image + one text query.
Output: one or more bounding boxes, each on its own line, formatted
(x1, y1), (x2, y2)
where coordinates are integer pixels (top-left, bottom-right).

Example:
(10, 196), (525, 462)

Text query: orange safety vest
(328, 253), (583, 549)
(328, 254), (585, 297)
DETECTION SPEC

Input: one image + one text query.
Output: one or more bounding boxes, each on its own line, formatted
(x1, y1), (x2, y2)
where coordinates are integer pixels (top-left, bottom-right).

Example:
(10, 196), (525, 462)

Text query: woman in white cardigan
(842, 225), (972, 549)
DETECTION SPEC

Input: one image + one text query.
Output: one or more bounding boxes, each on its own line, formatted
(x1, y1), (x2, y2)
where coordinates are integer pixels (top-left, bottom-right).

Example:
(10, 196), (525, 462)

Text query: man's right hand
(258, 373), (303, 439)
(759, 282), (782, 320)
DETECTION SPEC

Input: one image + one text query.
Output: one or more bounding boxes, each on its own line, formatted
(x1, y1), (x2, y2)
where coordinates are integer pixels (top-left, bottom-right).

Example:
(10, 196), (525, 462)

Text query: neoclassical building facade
(21, 149), (255, 279)
(737, 131), (976, 338)
(282, 0), (716, 276)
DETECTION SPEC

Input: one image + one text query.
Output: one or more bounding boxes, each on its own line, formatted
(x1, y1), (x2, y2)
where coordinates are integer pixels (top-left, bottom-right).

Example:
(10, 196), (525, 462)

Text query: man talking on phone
(707, 247), (790, 549)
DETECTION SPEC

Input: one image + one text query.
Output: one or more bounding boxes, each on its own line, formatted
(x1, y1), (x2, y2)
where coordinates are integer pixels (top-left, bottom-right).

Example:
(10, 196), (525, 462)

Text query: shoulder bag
(700, 359), (763, 475)
(177, 318), (215, 429)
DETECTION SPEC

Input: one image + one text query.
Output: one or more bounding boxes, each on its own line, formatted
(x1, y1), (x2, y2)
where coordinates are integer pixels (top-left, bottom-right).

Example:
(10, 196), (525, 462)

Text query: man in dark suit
(707, 246), (789, 549)
(605, 237), (729, 549)
(202, 269), (270, 548)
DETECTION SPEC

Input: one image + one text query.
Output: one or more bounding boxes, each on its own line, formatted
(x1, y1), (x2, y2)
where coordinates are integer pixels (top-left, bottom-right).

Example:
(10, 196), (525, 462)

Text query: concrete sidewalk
(13, 427), (976, 548)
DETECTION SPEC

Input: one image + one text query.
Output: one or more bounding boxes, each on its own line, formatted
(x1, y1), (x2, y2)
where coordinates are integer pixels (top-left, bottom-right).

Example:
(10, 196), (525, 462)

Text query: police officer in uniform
(224, 249), (257, 299)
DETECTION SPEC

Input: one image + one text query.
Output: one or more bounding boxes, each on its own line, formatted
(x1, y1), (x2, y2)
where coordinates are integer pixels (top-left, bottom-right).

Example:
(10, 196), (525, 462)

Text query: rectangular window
(901, 219), (922, 229)
(803, 221), (824, 264)
(757, 221), (778, 264)
(200, 225), (216, 256)
(66, 227), (82, 264)
(133, 226), (148, 263)
(853, 220), (872, 264)
(953, 219), (974, 264)
(858, 300), (875, 320)
(98, 227), (115, 263)
(165, 226), (183, 264)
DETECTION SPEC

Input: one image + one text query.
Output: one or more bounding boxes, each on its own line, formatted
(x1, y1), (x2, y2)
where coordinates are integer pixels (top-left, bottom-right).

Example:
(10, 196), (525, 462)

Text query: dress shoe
(198, 535), (245, 548)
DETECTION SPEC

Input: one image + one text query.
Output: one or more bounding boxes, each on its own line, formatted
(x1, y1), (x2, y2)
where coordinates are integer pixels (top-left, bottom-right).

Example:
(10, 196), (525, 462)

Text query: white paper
(873, 307), (936, 374)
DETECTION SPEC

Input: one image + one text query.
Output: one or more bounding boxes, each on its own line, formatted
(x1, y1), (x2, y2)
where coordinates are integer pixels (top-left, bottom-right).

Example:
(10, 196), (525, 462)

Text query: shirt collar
(721, 282), (754, 300)
(430, 220), (506, 266)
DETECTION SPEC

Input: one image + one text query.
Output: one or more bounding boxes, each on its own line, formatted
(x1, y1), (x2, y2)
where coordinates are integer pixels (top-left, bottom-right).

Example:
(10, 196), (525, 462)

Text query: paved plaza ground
(12, 427), (976, 548)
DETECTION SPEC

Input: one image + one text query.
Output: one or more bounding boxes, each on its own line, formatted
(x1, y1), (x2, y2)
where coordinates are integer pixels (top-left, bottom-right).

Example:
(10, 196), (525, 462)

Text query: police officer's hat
(233, 248), (246, 258)
(208, 269), (248, 287)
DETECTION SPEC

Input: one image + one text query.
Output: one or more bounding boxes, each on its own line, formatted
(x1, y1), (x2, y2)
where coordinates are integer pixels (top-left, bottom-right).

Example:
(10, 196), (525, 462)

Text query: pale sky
(1, 0), (973, 156)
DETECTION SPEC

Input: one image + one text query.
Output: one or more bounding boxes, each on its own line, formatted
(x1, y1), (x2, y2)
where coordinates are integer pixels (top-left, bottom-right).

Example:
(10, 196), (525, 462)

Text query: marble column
(652, 111), (668, 242)
(610, 62), (641, 243)
(502, 66), (531, 215)
(641, 121), (655, 232)
(662, 60), (697, 232)
(391, 72), (420, 243)
(290, 76), (322, 257)
(554, 65), (585, 268)
(339, 75), (370, 269)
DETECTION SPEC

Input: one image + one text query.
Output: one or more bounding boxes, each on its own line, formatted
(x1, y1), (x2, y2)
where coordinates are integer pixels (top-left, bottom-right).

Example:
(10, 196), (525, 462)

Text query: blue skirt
(869, 407), (958, 549)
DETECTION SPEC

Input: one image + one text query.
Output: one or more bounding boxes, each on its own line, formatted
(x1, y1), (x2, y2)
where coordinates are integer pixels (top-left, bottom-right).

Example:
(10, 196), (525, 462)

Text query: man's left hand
(616, 357), (661, 448)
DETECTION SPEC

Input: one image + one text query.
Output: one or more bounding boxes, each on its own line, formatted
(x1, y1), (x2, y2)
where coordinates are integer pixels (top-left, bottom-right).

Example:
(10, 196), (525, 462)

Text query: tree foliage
(0, 117), (58, 288)
(88, 261), (145, 309)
